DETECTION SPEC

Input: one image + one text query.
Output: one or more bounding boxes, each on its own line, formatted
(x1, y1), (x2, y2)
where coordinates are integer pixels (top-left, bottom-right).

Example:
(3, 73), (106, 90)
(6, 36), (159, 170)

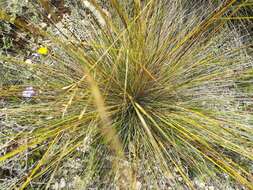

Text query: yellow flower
(37, 46), (48, 55)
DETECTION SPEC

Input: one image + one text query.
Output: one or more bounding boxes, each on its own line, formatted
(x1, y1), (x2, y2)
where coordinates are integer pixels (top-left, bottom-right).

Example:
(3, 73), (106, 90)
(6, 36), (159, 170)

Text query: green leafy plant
(0, 0), (253, 189)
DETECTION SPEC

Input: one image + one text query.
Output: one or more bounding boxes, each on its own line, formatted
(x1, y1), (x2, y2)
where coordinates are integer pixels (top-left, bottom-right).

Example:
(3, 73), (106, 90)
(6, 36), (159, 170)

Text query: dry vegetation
(0, 0), (253, 189)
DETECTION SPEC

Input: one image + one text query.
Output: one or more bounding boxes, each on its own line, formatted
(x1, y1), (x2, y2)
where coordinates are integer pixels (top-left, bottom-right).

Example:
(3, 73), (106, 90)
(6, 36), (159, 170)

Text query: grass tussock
(0, 0), (253, 189)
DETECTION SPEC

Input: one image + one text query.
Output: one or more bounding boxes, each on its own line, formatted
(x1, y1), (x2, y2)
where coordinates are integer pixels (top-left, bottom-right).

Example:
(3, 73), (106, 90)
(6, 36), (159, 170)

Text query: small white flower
(22, 87), (36, 98)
